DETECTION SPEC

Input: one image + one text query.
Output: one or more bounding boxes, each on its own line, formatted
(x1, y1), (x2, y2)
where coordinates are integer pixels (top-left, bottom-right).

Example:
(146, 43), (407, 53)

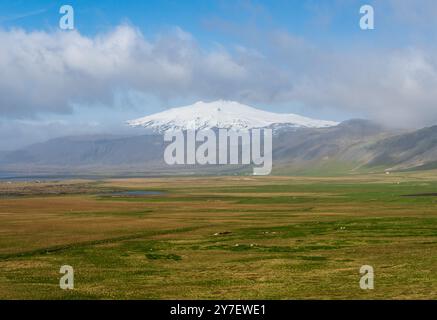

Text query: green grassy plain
(0, 173), (436, 299)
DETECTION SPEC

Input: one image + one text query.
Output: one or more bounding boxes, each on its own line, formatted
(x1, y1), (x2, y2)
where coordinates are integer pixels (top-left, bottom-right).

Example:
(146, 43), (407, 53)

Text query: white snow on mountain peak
(127, 100), (339, 132)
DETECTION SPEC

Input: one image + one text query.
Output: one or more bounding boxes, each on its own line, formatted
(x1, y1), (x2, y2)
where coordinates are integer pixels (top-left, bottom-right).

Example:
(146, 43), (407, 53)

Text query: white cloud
(1, 24), (437, 128)
(0, 24), (266, 118)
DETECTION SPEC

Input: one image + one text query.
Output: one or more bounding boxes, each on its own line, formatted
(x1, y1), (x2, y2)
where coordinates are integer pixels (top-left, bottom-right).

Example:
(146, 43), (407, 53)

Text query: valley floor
(0, 173), (436, 299)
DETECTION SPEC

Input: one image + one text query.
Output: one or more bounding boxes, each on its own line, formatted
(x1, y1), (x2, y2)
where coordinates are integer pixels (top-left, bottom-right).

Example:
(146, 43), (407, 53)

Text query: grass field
(0, 172), (436, 299)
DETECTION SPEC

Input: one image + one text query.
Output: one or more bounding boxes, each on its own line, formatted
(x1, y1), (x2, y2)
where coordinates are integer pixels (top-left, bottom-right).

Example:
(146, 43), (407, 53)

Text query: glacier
(127, 100), (338, 132)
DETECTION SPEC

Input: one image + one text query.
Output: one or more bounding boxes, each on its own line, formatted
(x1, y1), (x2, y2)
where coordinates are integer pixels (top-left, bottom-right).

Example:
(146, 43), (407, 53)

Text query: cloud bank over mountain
(1, 22), (437, 129)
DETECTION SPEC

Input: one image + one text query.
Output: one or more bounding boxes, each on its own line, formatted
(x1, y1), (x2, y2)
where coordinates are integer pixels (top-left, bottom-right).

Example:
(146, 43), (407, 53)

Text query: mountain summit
(127, 100), (338, 132)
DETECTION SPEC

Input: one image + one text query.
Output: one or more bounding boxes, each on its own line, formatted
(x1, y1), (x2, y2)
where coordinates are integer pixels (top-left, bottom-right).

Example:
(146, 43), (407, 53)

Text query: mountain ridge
(4, 119), (437, 177)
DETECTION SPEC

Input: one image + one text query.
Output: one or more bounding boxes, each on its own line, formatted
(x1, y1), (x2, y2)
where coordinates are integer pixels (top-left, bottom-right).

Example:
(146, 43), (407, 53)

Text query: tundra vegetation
(0, 173), (436, 299)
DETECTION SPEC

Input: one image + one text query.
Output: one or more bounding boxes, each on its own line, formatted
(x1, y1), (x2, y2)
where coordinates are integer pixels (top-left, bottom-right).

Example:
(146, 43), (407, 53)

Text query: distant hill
(366, 125), (437, 171)
(2, 119), (437, 177)
(0, 134), (163, 166)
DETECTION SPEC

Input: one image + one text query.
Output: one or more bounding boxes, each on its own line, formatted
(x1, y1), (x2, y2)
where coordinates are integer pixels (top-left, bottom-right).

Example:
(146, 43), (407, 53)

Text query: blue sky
(1, 0), (437, 149)
(0, 0), (411, 46)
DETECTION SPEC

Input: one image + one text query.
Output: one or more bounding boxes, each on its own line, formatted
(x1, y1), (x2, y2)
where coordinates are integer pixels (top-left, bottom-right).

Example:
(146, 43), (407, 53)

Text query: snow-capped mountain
(127, 100), (338, 132)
